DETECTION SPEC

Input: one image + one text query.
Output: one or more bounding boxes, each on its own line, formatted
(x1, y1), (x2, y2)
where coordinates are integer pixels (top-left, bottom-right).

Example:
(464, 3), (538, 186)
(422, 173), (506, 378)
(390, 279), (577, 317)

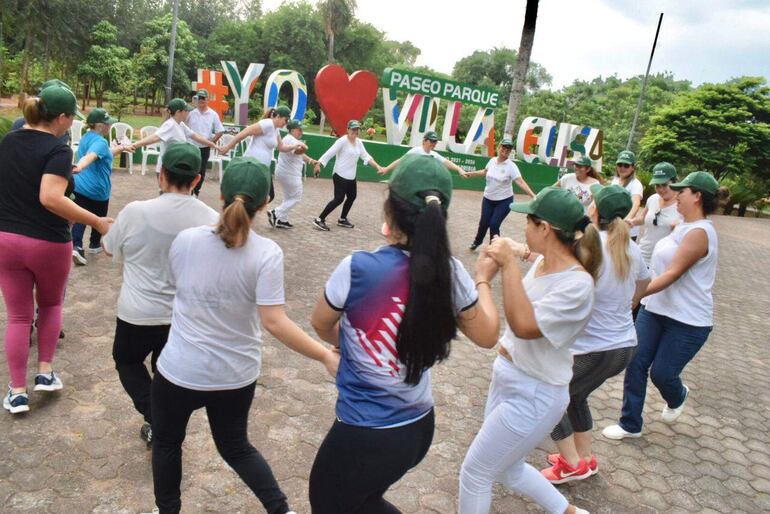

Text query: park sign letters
(382, 68), (500, 109)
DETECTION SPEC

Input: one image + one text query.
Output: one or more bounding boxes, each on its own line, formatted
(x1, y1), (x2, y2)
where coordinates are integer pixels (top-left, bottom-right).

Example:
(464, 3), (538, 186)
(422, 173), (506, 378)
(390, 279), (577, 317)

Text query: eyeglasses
(616, 163), (632, 169)
(653, 210), (662, 226)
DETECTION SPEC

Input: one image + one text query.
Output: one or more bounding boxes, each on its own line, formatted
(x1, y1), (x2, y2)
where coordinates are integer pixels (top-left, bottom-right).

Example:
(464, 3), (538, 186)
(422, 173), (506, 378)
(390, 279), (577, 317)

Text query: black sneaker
(469, 242), (480, 251)
(337, 218), (354, 229)
(140, 422), (153, 448)
(59, 330), (65, 339)
(312, 218), (330, 231)
(267, 210), (277, 227)
(275, 220), (293, 229)
(72, 247), (87, 266)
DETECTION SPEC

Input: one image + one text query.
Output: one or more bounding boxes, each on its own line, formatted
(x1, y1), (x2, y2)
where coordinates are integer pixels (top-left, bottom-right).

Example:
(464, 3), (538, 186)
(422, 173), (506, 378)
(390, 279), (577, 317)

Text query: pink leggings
(0, 232), (71, 388)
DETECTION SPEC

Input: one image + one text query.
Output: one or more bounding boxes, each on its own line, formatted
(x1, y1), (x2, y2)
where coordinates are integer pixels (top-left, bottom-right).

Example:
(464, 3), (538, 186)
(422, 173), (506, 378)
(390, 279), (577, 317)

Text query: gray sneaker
(312, 218), (330, 231)
(3, 388), (30, 414)
(337, 218), (354, 229)
(72, 247), (87, 266)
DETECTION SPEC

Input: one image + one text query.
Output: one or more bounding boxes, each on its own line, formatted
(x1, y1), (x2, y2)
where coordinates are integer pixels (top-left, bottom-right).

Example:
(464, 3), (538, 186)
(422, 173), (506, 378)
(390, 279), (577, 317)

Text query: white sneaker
(86, 246), (102, 254)
(574, 508), (590, 514)
(661, 384), (689, 423)
(3, 387), (30, 414)
(602, 424), (642, 440)
(33, 371), (63, 392)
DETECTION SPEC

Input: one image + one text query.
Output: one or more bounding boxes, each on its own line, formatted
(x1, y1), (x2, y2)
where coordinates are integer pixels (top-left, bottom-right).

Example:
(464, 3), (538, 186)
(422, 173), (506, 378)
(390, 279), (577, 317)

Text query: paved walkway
(1, 169), (768, 513)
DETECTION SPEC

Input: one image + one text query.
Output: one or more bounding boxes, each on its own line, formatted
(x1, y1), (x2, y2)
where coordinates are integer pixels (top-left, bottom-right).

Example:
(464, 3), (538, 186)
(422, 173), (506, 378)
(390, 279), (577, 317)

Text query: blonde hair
(604, 217), (631, 279)
(215, 196), (255, 248)
(531, 216), (603, 281)
(22, 97), (59, 125)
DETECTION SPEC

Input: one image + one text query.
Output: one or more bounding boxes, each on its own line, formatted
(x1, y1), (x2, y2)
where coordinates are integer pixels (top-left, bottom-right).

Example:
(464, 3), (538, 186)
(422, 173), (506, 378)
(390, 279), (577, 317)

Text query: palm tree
(504, 0), (539, 139)
(318, 0), (357, 63)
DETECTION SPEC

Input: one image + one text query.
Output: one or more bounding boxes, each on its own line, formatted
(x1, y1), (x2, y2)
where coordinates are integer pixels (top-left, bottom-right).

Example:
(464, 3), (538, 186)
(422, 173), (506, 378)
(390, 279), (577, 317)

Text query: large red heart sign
(314, 64), (379, 136)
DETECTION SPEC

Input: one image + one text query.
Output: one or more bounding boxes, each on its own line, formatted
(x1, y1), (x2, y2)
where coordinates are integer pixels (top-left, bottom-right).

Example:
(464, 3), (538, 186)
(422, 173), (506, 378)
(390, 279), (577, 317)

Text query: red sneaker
(541, 455), (592, 484)
(547, 453), (598, 475)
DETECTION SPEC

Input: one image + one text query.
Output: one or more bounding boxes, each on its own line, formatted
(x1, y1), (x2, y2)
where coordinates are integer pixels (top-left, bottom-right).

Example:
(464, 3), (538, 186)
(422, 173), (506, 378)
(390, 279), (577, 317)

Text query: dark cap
(167, 98), (193, 113)
(162, 142), (202, 176)
(590, 184), (633, 221)
(347, 120), (361, 130)
(196, 89), (209, 99)
(423, 131), (439, 142)
(221, 157), (271, 210)
(574, 155), (592, 167)
(39, 85), (77, 117)
(389, 155), (453, 210)
(274, 105), (291, 118)
(670, 171), (719, 196)
(649, 162), (677, 185)
(616, 150), (636, 165)
(286, 120), (304, 131)
(86, 108), (116, 125)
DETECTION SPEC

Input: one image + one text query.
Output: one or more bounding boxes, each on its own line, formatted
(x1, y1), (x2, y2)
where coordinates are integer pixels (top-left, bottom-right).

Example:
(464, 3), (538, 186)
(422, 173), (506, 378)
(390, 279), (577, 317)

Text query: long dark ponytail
(385, 191), (456, 385)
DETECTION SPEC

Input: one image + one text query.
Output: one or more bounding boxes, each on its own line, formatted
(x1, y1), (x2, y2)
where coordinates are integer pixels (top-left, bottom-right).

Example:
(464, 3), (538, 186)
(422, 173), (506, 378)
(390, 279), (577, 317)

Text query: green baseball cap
(510, 187), (587, 234)
(649, 162), (677, 185)
(86, 108), (116, 125)
(670, 171), (719, 196)
(162, 142), (202, 176)
(196, 89), (209, 99)
(40, 79), (72, 93)
(286, 120), (304, 131)
(167, 98), (193, 113)
(500, 137), (514, 148)
(274, 105), (291, 118)
(389, 155), (453, 209)
(590, 184), (632, 221)
(574, 155), (592, 167)
(423, 131), (439, 142)
(616, 150), (636, 165)
(347, 120), (361, 130)
(39, 85), (77, 117)
(221, 157), (271, 210)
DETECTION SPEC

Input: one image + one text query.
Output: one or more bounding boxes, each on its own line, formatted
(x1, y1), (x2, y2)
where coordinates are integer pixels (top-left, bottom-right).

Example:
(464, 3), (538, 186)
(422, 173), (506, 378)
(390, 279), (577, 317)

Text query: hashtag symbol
(194, 69), (230, 121)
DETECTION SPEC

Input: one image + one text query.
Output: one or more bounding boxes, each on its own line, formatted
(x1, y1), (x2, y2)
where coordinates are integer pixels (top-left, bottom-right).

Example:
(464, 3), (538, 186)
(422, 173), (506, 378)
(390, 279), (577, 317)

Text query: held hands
(487, 237), (528, 267)
(460, 170), (470, 179)
(218, 143), (233, 155)
(94, 217), (114, 236)
(313, 162), (321, 177)
(376, 164), (388, 176)
(475, 245), (500, 283)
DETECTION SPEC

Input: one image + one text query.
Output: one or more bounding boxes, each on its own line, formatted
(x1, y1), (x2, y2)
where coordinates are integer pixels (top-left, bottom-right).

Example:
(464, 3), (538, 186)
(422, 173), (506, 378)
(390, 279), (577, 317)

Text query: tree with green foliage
(318, 0), (356, 63)
(77, 21), (131, 108)
(452, 47), (550, 93)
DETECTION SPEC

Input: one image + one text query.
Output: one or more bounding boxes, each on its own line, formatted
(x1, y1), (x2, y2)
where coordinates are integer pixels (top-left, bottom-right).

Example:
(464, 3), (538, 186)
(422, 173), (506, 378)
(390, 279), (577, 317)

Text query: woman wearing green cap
(312, 119), (383, 231)
(459, 187), (600, 514)
(629, 162), (682, 265)
(554, 155), (602, 210)
(309, 155), (500, 513)
(604, 171), (721, 441)
(0, 85), (113, 414)
(540, 184), (650, 485)
(610, 150), (643, 240)
(269, 120), (317, 229)
(219, 106), (305, 205)
(70, 108), (131, 265)
(149, 156), (338, 514)
(377, 131), (466, 175)
(462, 138), (536, 250)
(130, 98), (220, 173)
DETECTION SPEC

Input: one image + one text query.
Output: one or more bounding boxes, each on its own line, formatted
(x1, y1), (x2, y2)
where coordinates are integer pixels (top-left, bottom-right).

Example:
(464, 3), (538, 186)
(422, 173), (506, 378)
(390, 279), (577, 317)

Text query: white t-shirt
(244, 118), (278, 166)
(571, 232), (650, 354)
(643, 220), (718, 327)
(611, 176), (644, 237)
(186, 108), (224, 148)
(638, 193), (682, 265)
(102, 194), (220, 325)
(275, 134), (305, 177)
(318, 136), (372, 180)
(500, 256), (595, 386)
(559, 173), (598, 210)
(406, 146), (447, 164)
(157, 226), (285, 391)
(155, 118), (195, 170)
(483, 158), (521, 201)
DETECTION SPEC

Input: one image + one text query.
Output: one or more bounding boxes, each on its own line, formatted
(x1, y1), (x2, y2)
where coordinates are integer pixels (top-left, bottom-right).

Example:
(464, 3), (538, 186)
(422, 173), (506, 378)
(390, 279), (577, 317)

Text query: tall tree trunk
(504, 0), (539, 139)
(17, 27), (34, 109)
(43, 33), (50, 80)
(319, 32), (335, 135)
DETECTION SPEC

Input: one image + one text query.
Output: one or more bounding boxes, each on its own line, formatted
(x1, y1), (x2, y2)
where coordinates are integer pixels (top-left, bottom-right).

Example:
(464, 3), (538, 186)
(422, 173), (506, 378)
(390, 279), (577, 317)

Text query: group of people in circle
(0, 81), (722, 514)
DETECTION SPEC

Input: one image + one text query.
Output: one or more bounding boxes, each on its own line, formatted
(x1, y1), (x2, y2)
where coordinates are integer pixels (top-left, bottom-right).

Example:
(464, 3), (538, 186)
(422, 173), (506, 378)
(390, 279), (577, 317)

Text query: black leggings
(309, 409), (435, 514)
(192, 147), (210, 196)
(551, 346), (636, 440)
(318, 173), (357, 221)
(151, 373), (290, 514)
(112, 318), (170, 424)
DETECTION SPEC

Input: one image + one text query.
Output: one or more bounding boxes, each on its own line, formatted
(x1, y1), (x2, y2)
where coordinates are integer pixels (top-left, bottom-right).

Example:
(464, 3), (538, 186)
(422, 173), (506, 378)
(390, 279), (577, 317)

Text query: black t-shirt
(0, 129), (74, 242)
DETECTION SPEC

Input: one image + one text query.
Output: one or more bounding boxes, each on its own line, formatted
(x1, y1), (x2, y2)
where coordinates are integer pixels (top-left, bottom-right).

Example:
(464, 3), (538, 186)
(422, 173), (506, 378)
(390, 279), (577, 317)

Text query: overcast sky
(260, 0), (770, 89)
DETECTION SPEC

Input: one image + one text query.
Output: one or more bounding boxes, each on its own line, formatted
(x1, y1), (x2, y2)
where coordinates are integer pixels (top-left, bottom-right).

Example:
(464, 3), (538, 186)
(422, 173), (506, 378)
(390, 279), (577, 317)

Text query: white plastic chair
(110, 122), (134, 174)
(139, 126), (160, 176)
(69, 120), (85, 157)
(213, 134), (237, 182)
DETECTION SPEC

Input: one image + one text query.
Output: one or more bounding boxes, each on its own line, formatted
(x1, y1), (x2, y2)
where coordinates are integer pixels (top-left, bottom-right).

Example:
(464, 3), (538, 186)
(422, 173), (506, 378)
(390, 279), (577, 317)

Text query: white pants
(459, 356), (570, 514)
(274, 173), (303, 221)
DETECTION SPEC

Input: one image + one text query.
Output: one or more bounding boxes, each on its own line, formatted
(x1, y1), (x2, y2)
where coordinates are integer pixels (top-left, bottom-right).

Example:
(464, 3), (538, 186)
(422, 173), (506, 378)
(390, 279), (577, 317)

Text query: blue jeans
(473, 196), (513, 245)
(71, 192), (109, 250)
(619, 306), (712, 433)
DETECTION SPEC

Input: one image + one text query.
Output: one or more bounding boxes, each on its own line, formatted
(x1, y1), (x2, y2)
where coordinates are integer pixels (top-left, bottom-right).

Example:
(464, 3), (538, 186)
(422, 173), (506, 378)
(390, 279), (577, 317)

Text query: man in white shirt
(186, 90), (225, 197)
(102, 142), (220, 448)
(378, 131), (465, 176)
